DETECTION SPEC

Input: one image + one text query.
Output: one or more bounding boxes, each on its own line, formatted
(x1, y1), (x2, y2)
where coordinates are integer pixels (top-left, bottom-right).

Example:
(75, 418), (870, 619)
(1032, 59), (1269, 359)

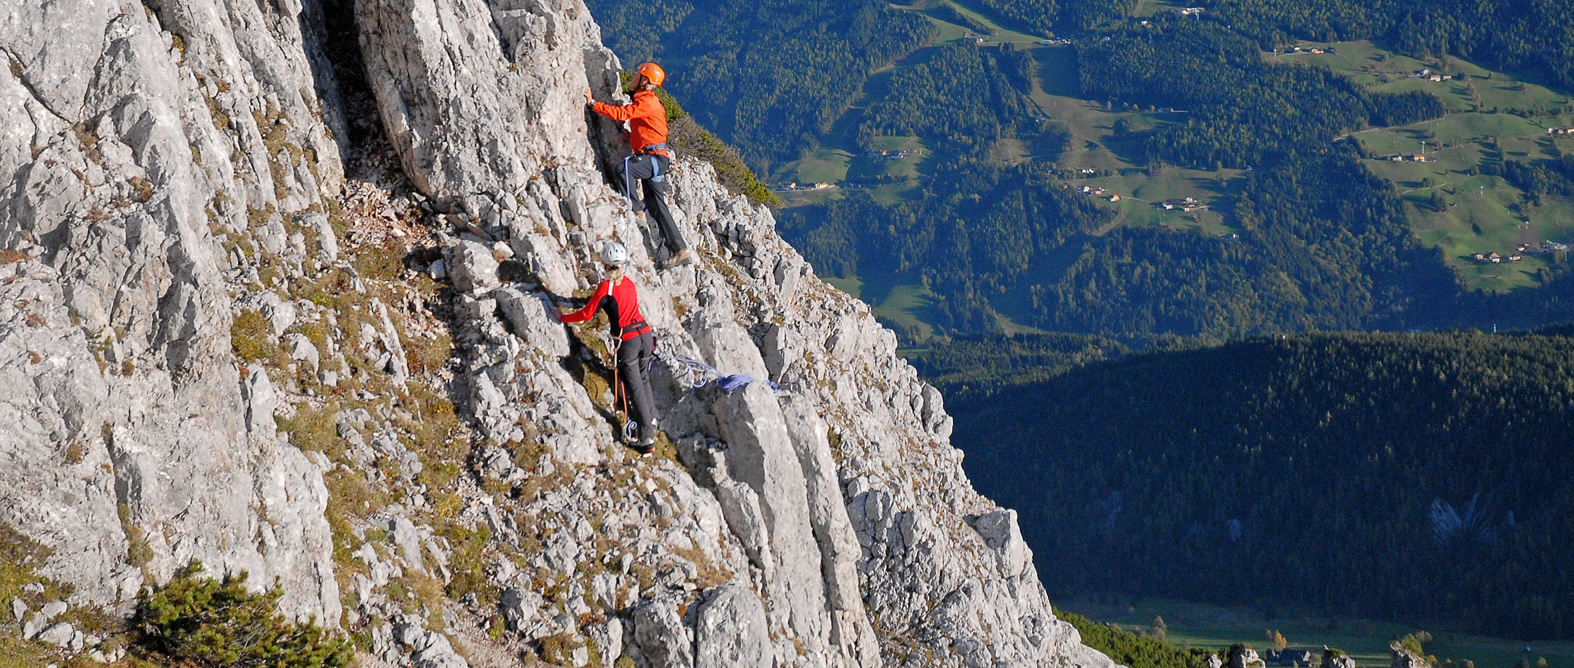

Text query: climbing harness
(622, 153), (669, 204)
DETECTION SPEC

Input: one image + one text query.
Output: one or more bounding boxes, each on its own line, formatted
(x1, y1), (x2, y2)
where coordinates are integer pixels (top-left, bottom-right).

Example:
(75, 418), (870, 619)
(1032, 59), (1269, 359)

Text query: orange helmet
(637, 62), (666, 87)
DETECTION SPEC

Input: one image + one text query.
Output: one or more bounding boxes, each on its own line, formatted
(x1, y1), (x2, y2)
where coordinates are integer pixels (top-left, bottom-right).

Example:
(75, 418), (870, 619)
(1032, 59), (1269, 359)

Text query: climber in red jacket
(585, 62), (693, 267)
(556, 241), (661, 452)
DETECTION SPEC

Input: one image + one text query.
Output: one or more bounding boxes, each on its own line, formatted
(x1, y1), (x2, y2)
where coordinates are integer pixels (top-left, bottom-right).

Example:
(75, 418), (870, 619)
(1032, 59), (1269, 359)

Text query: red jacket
(559, 276), (651, 342)
(591, 90), (669, 157)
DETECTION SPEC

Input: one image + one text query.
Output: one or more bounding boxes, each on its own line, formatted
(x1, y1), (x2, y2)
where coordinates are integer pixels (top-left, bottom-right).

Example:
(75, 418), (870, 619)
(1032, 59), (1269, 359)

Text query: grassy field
(792, 147), (854, 184)
(1276, 39), (1574, 292)
(824, 272), (939, 341)
(1063, 596), (1574, 668)
(932, 0), (1048, 44)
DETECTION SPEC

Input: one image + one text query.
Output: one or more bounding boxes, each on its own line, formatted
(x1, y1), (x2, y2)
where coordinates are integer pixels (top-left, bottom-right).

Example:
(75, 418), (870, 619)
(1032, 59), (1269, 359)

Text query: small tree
(137, 561), (353, 667)
(1152, 615), (1168, 642)
(1266, 629), (1288, 651)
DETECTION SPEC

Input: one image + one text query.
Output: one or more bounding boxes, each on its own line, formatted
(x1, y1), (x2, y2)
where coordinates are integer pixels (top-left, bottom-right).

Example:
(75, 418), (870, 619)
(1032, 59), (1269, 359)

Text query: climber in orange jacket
(585, 62), (693, 267)
(556, 241), (661, 453)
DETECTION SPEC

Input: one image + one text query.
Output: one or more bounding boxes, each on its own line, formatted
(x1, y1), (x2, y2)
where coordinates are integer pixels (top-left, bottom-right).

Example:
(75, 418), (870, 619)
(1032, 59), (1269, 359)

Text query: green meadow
(1064, 596), (1574, 668)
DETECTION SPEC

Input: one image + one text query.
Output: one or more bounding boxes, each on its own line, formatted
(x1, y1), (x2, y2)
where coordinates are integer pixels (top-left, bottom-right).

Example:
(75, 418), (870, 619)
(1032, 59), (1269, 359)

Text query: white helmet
(600, 240), (629, 266)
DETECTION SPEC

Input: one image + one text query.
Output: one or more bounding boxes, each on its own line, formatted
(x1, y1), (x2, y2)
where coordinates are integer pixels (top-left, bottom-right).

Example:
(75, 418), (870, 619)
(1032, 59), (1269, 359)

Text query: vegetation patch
(352, 241), (408, 281)
(231, 309), (282, 363)
(136, 561), (353, 667)
(117, 503), (154, 569)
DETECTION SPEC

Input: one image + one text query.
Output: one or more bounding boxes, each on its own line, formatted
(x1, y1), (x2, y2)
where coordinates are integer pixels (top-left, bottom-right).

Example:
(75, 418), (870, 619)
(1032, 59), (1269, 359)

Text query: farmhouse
(1158, 197), (1208, 212)
(866, 149), (911, 160)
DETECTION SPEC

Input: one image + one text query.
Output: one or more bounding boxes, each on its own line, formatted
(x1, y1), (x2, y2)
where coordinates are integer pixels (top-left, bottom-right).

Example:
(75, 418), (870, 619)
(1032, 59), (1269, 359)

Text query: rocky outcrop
(1324, 649), (1359, 668)
(0, 0), (1119, 665)
(1232, 647), (1268, 668)
(1390, 642), (1427, 668)
(1, 0), (341, 625)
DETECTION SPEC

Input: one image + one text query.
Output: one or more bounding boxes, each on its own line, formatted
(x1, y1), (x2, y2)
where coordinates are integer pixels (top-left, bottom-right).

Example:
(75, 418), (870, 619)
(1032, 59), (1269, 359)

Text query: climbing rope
(652, 336), (780, 394)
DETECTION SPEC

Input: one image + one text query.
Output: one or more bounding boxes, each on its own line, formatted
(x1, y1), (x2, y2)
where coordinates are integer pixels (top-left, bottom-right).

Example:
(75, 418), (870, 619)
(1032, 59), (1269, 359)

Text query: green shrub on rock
(136, 562), (352, 667)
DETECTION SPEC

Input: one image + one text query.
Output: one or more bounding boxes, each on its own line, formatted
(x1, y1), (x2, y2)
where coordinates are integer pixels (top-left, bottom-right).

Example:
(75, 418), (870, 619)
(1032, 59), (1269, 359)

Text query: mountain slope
(951, 331), (1574, 639)
(0, 0), (1115, 665)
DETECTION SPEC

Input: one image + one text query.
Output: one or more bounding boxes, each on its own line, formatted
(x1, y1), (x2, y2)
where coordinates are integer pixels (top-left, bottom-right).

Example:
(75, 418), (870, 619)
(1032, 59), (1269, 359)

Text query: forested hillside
(781, 18), (1484, 338)
(948, 331), (1574, 639)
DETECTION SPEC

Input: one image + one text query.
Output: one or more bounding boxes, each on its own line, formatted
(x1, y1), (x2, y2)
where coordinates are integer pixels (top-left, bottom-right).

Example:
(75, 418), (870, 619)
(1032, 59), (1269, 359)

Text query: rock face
(0, 0), (1118, 665)
(1, 0), (340, 624)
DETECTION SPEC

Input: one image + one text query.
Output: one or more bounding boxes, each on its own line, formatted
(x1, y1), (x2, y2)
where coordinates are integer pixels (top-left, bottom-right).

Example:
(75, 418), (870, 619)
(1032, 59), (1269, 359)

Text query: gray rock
(39, 600), (66, 620)
(495, 287), (569, 358)
(710, 382), (831, 654)
(969, 509), (1030, 577)
(695, 583), (771, 668)
(633, 598), (693, 668)
(37, 622), (74, 647)
(444, 239), (500, 293)
(285, 333), (320, 371)
(301, 213), (339, 263)
(501, 587), (543, 632)
(390, 516), (425, 572)
(264, 299), (298, 338)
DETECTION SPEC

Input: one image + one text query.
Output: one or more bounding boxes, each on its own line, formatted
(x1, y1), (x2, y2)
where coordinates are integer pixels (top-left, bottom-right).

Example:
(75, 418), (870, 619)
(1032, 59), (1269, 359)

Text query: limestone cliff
(0, 0), (1118, 665)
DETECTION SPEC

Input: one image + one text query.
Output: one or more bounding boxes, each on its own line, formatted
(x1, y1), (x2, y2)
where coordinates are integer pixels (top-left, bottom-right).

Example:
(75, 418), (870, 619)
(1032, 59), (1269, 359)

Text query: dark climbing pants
(617, 331), (659, 442)
(623, 154), (688, 255)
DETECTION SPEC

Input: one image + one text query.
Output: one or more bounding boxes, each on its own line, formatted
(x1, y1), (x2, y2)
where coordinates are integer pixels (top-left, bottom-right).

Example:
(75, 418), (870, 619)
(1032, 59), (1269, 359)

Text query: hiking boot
(629, 438), (656, 455)
(666, 248), (694, 267)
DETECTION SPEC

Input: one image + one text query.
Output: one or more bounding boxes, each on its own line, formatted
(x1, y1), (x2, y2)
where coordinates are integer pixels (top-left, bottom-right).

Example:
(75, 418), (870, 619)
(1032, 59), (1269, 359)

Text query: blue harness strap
(623, 154), (665, 202)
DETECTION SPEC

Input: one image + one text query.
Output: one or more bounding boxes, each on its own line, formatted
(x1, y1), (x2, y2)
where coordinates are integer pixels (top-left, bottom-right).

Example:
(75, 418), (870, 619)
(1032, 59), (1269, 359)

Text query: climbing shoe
(664, 248), (694, 267)
(629, 438), (656, 456)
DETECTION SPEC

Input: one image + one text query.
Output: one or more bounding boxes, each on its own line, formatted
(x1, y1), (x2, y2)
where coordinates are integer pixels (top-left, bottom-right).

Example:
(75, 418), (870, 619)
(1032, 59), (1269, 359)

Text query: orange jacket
(591, 90), (669, 157)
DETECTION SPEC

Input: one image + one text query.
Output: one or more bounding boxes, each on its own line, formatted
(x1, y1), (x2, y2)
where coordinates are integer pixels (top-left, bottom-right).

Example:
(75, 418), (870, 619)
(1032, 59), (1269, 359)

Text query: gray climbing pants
(616, 331), (658, 442)
(623, 154), (688, 255)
